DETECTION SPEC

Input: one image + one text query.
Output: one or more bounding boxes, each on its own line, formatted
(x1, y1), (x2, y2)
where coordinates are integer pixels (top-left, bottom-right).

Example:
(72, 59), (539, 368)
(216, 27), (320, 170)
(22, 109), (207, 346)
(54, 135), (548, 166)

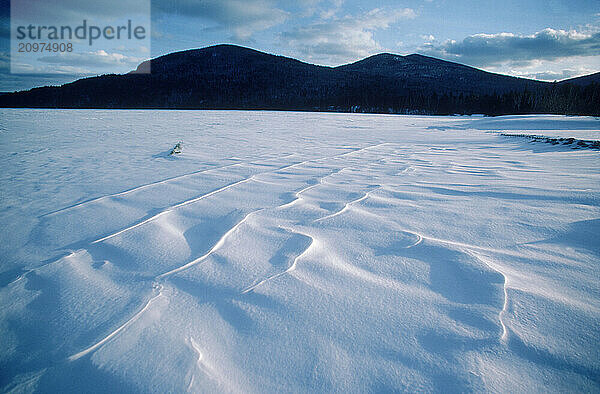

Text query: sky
(1, 0), (599, 91)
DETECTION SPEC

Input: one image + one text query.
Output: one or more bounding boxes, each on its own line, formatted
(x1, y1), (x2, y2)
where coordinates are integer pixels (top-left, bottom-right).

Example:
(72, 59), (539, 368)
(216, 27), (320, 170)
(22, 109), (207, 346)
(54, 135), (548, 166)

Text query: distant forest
(372, 83), (600, 116)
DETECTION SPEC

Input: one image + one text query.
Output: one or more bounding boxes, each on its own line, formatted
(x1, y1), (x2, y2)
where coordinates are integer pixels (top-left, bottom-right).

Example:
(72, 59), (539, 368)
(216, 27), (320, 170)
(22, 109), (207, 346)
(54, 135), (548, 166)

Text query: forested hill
(1, 44), (598, 115)
(559, 72), (600, 86)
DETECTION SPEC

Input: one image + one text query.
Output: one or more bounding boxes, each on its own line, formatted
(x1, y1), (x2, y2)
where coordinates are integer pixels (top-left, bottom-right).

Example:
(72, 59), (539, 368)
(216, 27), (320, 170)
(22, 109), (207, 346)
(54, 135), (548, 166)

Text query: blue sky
(1, 0), (599, 90)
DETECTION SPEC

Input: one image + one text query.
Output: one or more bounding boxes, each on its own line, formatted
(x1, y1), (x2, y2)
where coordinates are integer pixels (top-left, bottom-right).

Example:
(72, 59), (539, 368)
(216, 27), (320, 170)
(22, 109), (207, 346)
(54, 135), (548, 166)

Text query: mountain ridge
(1, 44), (598, 115)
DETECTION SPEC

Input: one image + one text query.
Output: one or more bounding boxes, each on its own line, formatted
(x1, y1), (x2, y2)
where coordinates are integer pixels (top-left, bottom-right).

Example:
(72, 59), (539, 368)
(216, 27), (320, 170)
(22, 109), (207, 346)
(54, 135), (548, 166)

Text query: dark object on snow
(169, 142), (182, 155)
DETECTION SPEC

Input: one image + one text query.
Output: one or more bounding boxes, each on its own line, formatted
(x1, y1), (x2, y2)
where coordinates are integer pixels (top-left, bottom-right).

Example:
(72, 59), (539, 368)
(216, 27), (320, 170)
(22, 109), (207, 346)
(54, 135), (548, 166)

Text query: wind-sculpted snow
(0, 110), (599, 393)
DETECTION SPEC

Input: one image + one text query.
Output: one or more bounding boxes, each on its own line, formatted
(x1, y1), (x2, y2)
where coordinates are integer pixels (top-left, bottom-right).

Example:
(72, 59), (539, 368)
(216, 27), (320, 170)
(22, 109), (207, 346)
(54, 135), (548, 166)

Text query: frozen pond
(0, 110), (599, 392)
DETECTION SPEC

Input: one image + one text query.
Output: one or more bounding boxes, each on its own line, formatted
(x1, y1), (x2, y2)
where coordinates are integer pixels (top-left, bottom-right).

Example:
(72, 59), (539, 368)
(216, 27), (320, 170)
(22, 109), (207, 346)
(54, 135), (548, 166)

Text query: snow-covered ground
(0, 110), (598, 393)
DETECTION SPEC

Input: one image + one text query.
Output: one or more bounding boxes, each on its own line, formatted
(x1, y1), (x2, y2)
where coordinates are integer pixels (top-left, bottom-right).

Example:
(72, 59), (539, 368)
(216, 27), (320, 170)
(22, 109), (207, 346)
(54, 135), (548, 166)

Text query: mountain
(0, 44), (598, 115)
(559, 72), (600, 86)
(336, 53), (545, 95)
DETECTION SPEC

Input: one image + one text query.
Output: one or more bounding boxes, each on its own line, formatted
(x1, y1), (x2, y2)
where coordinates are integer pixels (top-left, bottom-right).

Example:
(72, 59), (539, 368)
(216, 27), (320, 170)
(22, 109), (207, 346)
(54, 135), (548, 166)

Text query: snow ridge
(68, 284), (165, 361)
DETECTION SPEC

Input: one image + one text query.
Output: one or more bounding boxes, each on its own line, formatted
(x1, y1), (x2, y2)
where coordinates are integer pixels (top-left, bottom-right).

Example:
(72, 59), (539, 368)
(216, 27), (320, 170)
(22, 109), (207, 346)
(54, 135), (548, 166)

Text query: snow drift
(0, 110), (598, 392)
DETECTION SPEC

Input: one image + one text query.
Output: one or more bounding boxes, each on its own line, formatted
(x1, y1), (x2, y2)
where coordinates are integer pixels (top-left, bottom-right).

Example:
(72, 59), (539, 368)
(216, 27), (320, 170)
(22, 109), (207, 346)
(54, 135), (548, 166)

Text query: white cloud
(520, 69), (578, 81)
(37, 50), (143, 70)
(463, 55), (599, 82)
(420, 27), (600, 66)
(417, 27), (600, 80)
(280, 7), (416, 65)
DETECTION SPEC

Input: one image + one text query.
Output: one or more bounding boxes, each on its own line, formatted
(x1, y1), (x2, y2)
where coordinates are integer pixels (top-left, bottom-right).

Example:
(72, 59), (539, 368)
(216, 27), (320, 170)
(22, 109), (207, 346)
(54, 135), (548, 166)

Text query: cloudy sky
(1, 0), (599, 91)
